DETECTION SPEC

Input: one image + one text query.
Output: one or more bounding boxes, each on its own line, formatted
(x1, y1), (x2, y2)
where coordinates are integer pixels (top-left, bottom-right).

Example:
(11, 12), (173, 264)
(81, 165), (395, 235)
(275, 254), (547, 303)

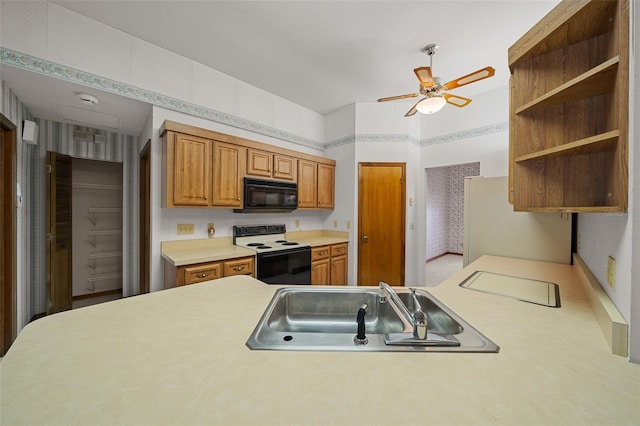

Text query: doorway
(357, 162), (406, 286)
(1, 114), (17, 355)
(139, 140), (151, 294)
(425, 162), (479, 285)
(47, 153), (124, 313)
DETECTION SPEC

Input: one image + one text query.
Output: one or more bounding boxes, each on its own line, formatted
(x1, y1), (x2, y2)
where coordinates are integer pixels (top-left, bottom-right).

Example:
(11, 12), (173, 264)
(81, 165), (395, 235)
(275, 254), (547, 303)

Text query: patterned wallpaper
(1, 79), (35, 331)
(426, 162), (480, 260)
(1, 80), (139, 328)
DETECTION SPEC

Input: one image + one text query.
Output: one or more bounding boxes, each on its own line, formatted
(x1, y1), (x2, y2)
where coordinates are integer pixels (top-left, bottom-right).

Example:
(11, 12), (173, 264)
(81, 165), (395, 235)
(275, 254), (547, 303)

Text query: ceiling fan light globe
(416, 96), (446, 114)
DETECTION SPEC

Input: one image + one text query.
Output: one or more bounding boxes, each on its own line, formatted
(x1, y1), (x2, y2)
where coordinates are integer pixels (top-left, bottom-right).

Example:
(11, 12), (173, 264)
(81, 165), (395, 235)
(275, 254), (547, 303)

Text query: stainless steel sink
(247, 287), (499, 352)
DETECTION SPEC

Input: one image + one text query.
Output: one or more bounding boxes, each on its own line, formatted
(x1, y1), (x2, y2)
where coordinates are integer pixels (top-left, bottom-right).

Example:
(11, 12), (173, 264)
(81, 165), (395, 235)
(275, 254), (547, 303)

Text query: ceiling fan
(377, 44), (495, 117)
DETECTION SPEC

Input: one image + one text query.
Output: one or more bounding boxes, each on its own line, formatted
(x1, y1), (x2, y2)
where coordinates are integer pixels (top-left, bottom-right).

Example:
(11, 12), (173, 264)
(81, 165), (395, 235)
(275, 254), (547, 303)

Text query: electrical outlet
(346, 221), (351, 229)
(607, 256), (616, 289)
(207, 223), (215, 237)
(333, 220), (338, 228)
(177, 224), (194, 235)
(295, 220), (300, 228)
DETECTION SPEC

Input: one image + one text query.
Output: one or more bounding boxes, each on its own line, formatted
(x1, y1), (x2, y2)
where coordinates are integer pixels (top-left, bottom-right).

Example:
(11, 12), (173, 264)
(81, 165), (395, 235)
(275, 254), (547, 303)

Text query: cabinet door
(311, 258), (330, 285)
(173, 133), (211, 206)
(223, 256), (254, 277)
(317, 164), (335, 209)
(212, 142), (245, 207)
(246, 149), (272, 178)
(183, 262), (222, 285)
(330, 255), (347, 286)
(297, 160), (317, 208)
(273, 154), (296, 181)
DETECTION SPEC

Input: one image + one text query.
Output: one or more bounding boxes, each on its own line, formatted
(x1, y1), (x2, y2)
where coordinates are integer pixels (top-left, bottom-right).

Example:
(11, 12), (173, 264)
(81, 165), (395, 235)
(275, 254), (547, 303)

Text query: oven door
(256, 247), (311, 285)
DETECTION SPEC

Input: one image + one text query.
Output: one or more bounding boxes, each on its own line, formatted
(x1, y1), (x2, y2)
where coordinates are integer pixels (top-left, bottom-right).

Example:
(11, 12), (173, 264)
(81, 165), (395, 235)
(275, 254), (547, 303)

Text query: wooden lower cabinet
(172, 256), (255, 287)
(311, 243), (348, 285)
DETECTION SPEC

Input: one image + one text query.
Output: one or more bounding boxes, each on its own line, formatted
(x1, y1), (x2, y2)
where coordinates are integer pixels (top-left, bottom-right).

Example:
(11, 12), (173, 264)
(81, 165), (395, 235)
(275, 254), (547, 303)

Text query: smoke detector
(76, 93), (99, 106)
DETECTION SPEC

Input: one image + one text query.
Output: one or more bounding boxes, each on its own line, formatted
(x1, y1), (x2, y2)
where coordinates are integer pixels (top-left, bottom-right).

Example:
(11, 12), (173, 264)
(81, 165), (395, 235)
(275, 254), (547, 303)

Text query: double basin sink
(247, 287), (499, 352)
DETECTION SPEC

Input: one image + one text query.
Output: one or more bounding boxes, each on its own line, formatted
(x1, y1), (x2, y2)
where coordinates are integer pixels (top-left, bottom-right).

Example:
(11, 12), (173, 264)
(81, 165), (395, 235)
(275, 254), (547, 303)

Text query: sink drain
(283, 335), (293, 342)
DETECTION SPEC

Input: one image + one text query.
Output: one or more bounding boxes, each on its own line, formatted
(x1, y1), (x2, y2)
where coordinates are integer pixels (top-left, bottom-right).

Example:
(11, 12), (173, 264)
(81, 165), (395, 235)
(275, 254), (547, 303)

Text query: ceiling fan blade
(377, 93), (419, 102)
(444, 94), (472, 108)
(443, 66), (495, 90)
(414, 67), (434, 87)
(404, 98), (423, 117)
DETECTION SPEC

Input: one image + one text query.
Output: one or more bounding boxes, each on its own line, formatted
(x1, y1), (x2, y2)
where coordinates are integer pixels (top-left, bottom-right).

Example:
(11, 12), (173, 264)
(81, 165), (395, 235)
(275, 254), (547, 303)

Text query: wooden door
(173, 133), (211, 206)
(139, 141), (151, 294)
(212, 142), (244, 207)
(357, 163), (406, 286)
(46, 152), (73, 314)
(1, 116), (17, 355)
(317, 164), (335, 209)
(297, 160), (317, 208)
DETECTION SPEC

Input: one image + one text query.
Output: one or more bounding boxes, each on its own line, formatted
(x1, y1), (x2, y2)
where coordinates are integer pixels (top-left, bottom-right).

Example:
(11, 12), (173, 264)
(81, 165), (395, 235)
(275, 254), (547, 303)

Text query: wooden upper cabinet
(247, 149), (296, 181)
(508, 0), (628, 212)
(298, 160), (335, 209)
(164, 132), (212, 207)
(317, 164), (335, 209)
(273, 154), (296, 181)
(297, 160), (317, 208)
(212, 142), (245, 207)
(246, 149), (272, 178)
(160, 121), (335, 210)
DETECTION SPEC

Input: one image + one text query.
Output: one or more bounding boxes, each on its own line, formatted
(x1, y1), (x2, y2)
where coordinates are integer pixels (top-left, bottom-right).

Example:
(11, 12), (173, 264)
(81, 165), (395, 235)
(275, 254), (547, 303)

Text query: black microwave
(234, 178), (298, 213)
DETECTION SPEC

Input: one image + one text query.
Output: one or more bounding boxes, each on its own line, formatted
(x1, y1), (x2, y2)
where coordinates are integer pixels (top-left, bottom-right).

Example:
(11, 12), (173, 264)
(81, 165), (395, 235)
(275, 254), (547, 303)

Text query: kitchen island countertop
(1, 255), (638, 425)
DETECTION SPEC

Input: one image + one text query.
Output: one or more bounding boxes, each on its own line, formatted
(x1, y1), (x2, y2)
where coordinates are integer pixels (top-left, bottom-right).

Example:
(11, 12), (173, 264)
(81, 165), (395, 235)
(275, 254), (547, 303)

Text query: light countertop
(1, 255), (638, 425)
(161, 237), (255, 266)
(162, 230), (349, 266)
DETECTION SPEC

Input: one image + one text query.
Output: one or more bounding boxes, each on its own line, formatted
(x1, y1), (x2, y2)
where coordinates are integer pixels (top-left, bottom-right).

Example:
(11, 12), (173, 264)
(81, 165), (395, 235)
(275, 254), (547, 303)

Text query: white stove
(233, 224), (310, 254)
(233, 224), (312, 285)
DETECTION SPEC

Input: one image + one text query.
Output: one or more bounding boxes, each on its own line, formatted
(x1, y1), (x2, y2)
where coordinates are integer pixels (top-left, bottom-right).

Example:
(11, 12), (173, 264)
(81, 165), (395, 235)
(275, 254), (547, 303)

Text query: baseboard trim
(573, 253), (628, 358)
(72, 289), (122, 302)
(426, 252), (463, 263)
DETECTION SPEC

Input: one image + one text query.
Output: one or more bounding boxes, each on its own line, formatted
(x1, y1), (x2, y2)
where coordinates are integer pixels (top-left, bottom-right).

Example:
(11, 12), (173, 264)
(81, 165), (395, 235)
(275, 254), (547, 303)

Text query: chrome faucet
(379, 282), (428, 340)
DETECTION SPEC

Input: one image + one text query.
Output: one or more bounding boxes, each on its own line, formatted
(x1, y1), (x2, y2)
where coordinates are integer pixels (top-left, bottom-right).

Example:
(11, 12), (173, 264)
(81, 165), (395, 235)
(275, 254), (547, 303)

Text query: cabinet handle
(198, 273), (209, 278)
(234, 266), (245, 271)
(319, 251), (327, 255)
(204, 195), (208, 200)
(237, 197), (241, 201)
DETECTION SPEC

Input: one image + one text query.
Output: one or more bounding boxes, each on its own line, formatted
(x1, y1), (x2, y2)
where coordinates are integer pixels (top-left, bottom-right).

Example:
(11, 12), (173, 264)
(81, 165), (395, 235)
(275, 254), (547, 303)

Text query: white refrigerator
(463, 176), (572, 267)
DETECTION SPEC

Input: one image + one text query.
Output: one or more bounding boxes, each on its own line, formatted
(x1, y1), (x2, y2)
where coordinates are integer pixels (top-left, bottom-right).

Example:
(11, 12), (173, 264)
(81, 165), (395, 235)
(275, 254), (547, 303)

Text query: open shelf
(515, 57), (619, 114)
(515, 130), (619, 163)
(508, 0), (618, 68)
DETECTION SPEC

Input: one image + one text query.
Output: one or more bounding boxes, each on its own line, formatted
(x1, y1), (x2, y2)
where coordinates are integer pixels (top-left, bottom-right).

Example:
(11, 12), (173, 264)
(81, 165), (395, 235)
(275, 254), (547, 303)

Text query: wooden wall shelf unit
(161, 120), (335, 210)
(508, 0), (628, 212)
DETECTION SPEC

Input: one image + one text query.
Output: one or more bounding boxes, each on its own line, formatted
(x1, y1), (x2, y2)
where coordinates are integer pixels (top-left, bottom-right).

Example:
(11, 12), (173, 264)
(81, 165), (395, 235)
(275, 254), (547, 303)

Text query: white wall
(1, 1), (326, 144)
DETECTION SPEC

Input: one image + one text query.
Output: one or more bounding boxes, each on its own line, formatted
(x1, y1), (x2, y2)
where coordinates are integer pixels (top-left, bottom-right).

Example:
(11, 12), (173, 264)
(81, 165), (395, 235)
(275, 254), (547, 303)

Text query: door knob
(362, 235), (368, 243)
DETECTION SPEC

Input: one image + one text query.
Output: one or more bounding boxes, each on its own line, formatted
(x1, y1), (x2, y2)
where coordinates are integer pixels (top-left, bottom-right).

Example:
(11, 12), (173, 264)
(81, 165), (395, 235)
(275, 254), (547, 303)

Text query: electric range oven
(233, 224), (311, 285)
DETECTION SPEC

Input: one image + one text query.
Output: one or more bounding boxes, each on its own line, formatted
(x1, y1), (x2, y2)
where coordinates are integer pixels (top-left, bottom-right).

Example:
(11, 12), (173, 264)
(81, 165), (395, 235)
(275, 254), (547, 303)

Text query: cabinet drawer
(331, 243), (347, 257)
(311, 246), (330, 261)
(224, 257), (255, 277)
(183, 263), (222, 285)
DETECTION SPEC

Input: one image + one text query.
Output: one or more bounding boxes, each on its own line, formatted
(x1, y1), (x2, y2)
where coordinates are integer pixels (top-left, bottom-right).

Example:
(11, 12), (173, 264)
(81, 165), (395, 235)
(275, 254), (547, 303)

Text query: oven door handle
(257, 247), (310, 258)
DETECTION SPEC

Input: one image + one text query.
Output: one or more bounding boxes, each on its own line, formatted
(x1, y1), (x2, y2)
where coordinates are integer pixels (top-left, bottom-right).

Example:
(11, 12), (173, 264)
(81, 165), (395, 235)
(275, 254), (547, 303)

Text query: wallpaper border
(0, 48), (324, 150)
